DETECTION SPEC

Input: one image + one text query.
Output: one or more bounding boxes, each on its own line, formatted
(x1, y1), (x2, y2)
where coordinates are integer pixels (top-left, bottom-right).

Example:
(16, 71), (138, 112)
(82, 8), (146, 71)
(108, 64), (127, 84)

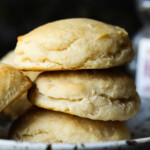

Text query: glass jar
(129, 0), (150, 99)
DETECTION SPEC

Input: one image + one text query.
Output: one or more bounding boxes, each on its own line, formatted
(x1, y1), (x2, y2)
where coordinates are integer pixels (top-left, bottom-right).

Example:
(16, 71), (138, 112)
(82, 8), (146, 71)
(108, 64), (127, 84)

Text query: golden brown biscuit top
(14, 18), (133, 71)
(16, 18), (128, 48)
(15, 18), (130, 54)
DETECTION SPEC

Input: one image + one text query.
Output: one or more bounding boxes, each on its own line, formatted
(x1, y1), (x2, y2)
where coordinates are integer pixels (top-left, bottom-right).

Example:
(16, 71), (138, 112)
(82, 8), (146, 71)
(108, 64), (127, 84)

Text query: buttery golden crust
(10, 107), (131, 143)
(28, 70), (140, 121)
(3, 94), (32, 120)
(14, 18), (134, 71)
(0, 51), (40, 119)
(0, 50), (40, 81)
(0, 63), (32, 112)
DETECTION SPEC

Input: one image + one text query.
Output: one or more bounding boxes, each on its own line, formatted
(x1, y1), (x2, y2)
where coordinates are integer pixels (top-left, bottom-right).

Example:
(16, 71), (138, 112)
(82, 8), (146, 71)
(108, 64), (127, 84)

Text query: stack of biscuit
(1, 18), (140, 143)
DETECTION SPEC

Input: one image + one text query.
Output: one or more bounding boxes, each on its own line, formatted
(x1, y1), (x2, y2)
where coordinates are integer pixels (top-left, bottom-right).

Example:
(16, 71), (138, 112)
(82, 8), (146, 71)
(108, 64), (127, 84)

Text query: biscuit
(10, 107), (131, 143)
(0, 51), (39, 119)
(0, 63), (32, 112)
(14, 18), (134, 71)
(0, 51), (40, 119)
(3, 93), (32, 120)
(0, 50), (14, 65)
(0, 50), (40, 81)
(28, 70), (140, 121)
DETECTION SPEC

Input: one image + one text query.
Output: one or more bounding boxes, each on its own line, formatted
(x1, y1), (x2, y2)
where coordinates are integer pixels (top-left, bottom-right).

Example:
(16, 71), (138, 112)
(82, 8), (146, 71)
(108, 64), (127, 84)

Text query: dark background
(0, 0), (142, 58)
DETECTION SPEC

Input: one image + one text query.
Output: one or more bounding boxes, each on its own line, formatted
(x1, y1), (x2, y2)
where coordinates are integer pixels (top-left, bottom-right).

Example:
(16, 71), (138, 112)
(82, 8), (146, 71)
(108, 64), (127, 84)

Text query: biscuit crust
(14, 18), (134, 71)
(0, 50), (40, 81)
(0, 51), (39, 119)
(10, 108), (131, 143)
(28, 70), (140, 121)
(0, 63), (32, 112)
(3, 93), (32, 120)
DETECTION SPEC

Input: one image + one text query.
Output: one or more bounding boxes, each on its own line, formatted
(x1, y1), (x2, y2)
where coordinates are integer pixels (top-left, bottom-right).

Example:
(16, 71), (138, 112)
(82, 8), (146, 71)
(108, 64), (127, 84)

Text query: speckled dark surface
(127, 98), (150, 139)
